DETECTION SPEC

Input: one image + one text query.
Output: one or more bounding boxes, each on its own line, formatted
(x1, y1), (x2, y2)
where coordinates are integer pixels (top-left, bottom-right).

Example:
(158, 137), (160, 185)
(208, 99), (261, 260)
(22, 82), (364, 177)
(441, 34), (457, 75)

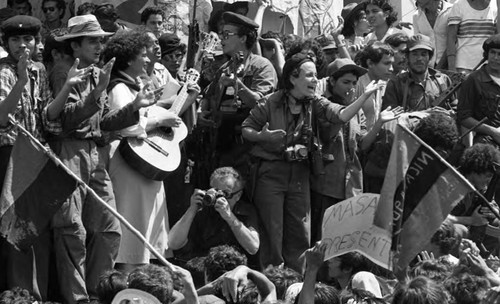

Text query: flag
(0, 132), (78, 252)
(374, 124), (471, 273)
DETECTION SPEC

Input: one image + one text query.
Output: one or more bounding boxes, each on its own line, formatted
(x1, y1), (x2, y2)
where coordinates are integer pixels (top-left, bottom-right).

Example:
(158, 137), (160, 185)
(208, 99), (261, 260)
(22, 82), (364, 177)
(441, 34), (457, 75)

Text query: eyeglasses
(42, 6), (57, 13)
(220, 31), (238, 40)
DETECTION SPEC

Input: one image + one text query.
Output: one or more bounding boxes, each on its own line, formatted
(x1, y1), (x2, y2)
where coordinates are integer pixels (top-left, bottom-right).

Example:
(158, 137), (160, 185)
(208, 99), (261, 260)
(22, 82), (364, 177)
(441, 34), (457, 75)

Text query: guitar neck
(171, 85), (189, 115)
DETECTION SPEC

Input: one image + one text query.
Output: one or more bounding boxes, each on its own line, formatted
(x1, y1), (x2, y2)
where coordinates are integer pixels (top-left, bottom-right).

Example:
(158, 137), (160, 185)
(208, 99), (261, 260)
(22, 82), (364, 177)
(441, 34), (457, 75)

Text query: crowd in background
(2, 0), (500, 303)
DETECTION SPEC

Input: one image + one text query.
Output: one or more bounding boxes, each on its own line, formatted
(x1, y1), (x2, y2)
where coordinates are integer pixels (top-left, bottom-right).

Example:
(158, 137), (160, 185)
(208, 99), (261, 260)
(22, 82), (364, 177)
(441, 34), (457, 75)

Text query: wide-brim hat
(55, 14), (113, 41)
(327, 58), (367, 78)
(342, 1), (367, 23)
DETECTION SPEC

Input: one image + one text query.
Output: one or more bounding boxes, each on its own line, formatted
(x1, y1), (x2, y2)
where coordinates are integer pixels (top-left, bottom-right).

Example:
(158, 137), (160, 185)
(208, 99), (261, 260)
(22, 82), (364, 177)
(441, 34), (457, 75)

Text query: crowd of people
(2, 0), (500, 303)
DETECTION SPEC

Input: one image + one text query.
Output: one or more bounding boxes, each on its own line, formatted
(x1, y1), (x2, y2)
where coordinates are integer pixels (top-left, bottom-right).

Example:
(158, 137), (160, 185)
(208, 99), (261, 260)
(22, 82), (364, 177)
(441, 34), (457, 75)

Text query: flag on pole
(374, 124), (471, 273)
(0, 132), (78, 251)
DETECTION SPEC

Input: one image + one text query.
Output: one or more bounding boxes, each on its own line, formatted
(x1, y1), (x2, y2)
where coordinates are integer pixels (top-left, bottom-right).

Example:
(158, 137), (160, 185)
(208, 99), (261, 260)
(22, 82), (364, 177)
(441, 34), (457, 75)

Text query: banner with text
(321, 193), (392, 269)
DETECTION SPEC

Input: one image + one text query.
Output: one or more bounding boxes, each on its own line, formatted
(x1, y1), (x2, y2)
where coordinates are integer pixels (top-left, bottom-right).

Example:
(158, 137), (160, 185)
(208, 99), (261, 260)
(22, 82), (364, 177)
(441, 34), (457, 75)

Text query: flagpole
(8, 115), (176, 272)
(400, 124), (500, 222)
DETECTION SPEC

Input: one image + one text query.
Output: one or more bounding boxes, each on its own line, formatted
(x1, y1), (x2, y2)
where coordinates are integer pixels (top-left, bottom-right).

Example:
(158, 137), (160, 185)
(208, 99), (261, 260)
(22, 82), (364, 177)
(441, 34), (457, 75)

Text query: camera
(202, 188), (226, 207)
(284, 144), (309, 162)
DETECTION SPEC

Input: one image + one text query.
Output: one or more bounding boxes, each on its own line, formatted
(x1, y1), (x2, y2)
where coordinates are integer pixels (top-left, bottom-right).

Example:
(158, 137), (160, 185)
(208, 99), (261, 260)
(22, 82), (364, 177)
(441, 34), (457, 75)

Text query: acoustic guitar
(119, 69), (200, 181)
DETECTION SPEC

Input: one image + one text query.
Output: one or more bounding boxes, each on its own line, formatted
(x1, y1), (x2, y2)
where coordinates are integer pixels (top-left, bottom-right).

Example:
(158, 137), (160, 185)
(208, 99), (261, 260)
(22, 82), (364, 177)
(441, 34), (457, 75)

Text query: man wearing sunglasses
(41, 0), (66, 38)
(168, 167), (260, 267)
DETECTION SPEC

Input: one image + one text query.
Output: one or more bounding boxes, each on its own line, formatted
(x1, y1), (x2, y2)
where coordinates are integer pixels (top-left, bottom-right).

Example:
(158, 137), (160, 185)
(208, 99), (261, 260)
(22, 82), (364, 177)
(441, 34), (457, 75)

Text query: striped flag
(374, 124), (471, 273)
(0, 132), (78, 252)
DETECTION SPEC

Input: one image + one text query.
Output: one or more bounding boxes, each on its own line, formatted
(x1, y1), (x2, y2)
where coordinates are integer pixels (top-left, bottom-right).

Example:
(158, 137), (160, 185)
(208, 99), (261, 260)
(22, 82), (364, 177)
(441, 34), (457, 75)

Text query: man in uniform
(198, 12), (277, 180)
(383, 34), (454, 112)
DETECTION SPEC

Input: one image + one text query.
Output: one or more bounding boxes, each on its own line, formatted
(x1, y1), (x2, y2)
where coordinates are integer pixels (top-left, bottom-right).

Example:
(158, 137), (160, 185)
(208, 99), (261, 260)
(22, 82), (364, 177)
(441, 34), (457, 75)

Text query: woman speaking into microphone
(241, 53), (383, 272)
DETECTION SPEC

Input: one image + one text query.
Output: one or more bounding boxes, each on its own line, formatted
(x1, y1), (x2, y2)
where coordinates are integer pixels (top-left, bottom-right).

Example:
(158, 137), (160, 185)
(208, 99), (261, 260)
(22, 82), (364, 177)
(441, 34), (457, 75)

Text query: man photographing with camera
(168, 167), (260, 264)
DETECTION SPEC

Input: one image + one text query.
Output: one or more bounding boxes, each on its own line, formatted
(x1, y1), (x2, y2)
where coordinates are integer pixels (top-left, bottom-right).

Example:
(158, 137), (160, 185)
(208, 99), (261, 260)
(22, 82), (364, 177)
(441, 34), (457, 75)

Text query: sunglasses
(42, 6), (57, 13)
(220, 31), (238, 40)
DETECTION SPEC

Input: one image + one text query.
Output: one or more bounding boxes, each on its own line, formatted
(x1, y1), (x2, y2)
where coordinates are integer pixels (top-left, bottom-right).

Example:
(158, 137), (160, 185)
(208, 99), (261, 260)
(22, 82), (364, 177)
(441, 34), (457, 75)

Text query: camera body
(284, 144), (309, 162)
(202, 188), (226, 207)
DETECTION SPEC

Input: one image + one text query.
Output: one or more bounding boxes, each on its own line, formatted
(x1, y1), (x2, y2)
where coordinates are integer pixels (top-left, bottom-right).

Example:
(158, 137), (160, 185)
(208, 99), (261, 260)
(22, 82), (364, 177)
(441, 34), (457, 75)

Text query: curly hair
(237, 25), (258, 50)
(459, 143), (500, 176)
(0, 287), (35, 304)
(96, 269), (128, 304)
(285, 38), (325, 72)
(429, 220), (461, 255)
(128, 264), (174, 304)
(413, 113), (459, 153)
(366, 0), (398, 27)
(141, 6), (166, 24)
(337, 252), (373, 275)
(444, 272), (490, 304)
(356, 41), (394, 68)
(392, 276), (449, 304)
(263, 265), (303, 300)
(102, 30), (152, 73)
(409, 260), (453, 282)
(204, 245), (248, 282)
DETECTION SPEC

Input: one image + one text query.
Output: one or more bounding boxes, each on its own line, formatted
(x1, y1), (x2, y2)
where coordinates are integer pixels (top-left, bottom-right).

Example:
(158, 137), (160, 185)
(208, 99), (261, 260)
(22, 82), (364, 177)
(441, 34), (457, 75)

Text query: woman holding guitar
(102, 30), (182, 273)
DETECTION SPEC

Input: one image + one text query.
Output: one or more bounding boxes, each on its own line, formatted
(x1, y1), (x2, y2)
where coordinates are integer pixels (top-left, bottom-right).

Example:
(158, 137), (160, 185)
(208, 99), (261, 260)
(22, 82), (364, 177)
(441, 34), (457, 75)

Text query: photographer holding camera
(168, 167), (260, 264)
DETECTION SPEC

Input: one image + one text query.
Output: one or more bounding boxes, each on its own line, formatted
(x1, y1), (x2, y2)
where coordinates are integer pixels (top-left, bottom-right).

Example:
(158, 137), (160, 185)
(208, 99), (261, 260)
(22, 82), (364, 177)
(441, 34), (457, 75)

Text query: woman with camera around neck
(168, 167), (260, 267)
(241, 53), (384, 273)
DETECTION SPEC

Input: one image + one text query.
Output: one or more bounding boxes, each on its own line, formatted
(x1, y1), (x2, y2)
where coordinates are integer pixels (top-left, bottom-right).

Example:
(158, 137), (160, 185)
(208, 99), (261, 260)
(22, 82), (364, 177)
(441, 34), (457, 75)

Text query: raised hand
(17, 49), (30, 84)
(330, 16), (344, 38)
(364, 80), (387, 96)
(96, 57), (115, 92)
(379, 106), (404, 123)
(259, 122), (286, 143)
(65, 58), (92, 86)
(305, 241), (327, 270)
(133, 83), (156, 109)
(417, 250), (435, 262)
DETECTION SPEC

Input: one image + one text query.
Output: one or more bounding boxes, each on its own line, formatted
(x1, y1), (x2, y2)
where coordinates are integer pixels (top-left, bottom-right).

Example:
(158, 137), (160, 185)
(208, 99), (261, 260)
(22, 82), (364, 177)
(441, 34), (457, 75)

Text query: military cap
(408, 34), (434, 52)
(327, 58), (367, 78)
(1, 15), (41, 39)
(222, 11), (259, 30)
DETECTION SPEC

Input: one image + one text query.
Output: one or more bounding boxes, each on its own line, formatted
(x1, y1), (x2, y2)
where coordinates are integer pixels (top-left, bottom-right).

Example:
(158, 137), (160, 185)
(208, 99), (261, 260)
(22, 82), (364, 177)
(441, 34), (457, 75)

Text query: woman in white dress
(102, 30), (182, 272)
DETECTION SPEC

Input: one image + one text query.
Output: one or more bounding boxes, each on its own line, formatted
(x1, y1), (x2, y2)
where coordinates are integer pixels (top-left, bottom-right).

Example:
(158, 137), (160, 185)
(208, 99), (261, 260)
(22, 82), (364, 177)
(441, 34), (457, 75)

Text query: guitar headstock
(185, 68), (200, 84)
(200, 31), (221, 54)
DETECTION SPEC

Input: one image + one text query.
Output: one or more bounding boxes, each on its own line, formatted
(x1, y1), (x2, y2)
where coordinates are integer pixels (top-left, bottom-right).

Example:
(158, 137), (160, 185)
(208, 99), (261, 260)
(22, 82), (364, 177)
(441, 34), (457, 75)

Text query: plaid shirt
(0, 56), (61, 147)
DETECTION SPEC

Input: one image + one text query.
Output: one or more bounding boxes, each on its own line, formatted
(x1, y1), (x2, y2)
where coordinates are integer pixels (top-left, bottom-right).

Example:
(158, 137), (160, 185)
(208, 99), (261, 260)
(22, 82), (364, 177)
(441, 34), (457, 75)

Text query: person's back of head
(97, 269), (128, 304)
(413, 112), (458, 155)
(409, 259), (453, 282)
(204, 244), (248, 282)
(355, 41), (394, 69)
(263, 265), (303, 300)
(392, 276), (449, 304)
(293, 283), (340, 304)
(444, 272), (490, 304)
(128, 264), (174, 304)
(0, 287), (35, 304)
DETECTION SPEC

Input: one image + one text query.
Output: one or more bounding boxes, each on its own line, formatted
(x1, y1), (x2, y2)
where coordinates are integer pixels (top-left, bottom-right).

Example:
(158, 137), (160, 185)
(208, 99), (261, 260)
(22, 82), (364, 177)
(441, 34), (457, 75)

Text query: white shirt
(413, 1), (453, 66)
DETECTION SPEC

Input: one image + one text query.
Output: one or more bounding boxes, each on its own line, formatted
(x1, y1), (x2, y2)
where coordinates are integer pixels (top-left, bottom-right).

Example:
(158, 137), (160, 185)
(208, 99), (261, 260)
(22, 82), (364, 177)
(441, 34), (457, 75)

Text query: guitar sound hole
(159, 127), (173, 135)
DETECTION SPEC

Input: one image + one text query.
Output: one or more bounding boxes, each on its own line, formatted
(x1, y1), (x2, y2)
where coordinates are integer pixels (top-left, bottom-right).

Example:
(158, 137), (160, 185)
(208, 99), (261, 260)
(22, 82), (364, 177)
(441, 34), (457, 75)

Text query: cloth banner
(373, 124), (471, 273)
(322, 193), (392, 269)
(0, 132), (78, 252)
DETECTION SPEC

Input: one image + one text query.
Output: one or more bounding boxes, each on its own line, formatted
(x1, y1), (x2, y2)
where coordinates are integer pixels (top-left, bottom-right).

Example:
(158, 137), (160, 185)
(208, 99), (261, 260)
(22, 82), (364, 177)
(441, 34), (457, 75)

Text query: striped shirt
(448, 0), (497, 70)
